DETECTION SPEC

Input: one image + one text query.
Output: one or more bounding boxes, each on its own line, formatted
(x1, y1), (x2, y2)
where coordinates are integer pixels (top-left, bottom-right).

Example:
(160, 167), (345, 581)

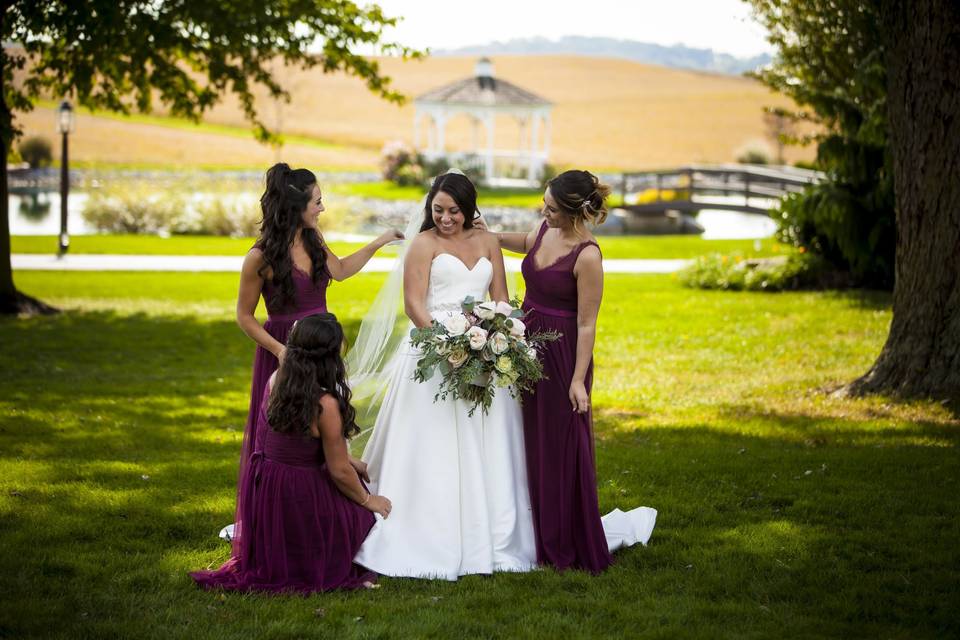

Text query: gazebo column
(435, 110), (448, 153)
(484, 112), (495, 181)
(542, 113), (552, 159)
(528, 115), (541, 181)
(425, 115), (436, 154)
(413, 110), (421, 150)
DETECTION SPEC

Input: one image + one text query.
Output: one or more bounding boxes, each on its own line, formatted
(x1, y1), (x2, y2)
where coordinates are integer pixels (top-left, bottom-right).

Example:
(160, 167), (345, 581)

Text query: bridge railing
(618, 164), (824, 208)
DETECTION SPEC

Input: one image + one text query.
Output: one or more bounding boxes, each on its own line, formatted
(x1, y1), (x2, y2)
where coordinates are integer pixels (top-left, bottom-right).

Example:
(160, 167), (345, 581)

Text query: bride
(349, 171), (537, 579)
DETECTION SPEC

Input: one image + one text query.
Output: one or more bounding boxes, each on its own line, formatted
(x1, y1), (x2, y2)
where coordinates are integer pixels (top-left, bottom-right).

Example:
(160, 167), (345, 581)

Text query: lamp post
(57, 100), (74, 257)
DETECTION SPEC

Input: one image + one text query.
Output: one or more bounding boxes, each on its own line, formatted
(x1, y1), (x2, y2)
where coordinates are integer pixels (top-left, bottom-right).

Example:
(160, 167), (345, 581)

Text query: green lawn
(1, 272), (957, 639)
(12, 234), (788, 260)
(328, 181), (549, 208)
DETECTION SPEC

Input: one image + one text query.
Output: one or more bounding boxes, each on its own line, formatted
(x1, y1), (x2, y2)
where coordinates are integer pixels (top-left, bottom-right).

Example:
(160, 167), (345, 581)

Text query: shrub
(174, 195), (261, 237)
(679, 251), (832, 292)
(82, 183), (184, 234)
(380, 140), (421, 184)
(774, 167), (895, 289)
(736, 148), (770, 165)
(18, 136), (53, 169)
(538, 163), (559, 189)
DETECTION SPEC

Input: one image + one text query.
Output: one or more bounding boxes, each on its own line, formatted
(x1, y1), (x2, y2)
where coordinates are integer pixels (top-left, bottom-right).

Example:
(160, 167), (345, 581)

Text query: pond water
(8, 190), (778, 240)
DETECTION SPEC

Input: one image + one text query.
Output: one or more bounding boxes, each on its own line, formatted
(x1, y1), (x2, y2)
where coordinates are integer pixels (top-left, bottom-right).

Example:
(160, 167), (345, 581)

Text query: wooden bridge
(616, 164), (824, 216)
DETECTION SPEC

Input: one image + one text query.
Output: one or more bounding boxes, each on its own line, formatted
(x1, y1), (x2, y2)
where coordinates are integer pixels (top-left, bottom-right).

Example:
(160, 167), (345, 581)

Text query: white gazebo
(413, 58), (553, 187)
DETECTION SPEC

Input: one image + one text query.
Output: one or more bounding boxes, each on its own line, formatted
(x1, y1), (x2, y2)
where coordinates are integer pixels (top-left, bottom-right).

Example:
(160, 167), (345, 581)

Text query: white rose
(489, 332), (510, 355)
(526, 346), (537, 360)
(442, 314), (470, 336)
(467, 326), (488, 350)
(495, 301), (515, 317)
(507, 318), (526, 338)
(475, 301), (496, 320)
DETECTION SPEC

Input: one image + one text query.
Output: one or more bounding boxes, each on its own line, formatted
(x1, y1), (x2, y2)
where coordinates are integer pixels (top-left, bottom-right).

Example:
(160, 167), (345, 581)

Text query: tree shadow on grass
(818, 288), (892, 311)
(591, 409), (959, 637)
(2, 310), (958, 638)
(0, 312), (357, 596)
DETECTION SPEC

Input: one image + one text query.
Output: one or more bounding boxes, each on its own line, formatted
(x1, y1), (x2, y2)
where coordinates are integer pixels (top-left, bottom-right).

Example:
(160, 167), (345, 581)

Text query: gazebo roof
(415, 58), (551, 108)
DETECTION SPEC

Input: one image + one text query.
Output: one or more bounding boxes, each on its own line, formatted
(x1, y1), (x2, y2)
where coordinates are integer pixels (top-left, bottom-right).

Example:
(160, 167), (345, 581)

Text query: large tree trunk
(847, 0), (960, 401)
(0, 25), (57, 315)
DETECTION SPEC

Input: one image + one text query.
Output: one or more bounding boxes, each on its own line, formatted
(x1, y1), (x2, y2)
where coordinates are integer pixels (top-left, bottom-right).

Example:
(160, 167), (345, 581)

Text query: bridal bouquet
(409, 296), (561, 416)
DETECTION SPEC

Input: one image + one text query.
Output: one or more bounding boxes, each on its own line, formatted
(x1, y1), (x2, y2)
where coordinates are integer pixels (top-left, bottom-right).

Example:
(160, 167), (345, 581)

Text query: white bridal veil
(344, 168), (517, 442)
(344, 191), (427, 436)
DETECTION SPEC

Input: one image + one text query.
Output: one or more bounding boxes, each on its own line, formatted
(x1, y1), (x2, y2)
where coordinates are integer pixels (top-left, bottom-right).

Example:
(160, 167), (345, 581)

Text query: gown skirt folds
(353, 254), (538, 580)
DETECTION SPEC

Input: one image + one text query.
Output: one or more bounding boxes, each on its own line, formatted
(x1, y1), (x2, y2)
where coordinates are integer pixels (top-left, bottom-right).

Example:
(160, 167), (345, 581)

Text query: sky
(373, 0), (773, 58)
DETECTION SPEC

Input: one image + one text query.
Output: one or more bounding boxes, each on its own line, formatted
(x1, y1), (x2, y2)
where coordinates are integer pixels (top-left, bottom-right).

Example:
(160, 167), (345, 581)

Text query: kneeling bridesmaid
(191, 313), (391, 594)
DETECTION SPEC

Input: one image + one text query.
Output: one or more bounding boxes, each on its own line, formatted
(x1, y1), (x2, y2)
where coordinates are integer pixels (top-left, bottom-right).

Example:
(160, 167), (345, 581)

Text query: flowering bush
(409, 296), (560, 416)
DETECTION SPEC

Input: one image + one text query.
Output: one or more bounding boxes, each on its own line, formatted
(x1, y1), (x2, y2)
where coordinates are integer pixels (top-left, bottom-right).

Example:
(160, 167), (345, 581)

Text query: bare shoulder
(318, 393), (342, 423)
(465, 227), (496, 247)
(407, 231), (437, 258)
(412, 229), (436, 245)
(243, 247), (267, 271)
(575, 243), (603, 269)
(241, 247), (267, 277)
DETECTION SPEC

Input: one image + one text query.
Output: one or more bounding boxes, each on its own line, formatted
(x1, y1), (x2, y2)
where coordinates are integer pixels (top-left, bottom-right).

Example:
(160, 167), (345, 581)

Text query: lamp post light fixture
(57, 100), (74, 257)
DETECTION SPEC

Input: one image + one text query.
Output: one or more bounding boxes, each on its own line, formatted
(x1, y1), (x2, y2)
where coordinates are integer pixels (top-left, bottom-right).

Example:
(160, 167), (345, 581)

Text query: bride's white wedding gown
(354, 253), (538, 580)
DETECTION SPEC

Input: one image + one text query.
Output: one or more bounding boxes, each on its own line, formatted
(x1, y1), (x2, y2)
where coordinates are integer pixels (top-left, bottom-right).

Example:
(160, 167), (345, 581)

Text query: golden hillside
(17, 55), (814, 171)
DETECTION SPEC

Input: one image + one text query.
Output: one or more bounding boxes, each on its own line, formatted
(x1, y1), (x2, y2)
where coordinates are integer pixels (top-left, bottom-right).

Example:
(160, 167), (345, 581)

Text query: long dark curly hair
(420, 172), (480, 232)
(254, 163), (330, 311)
(266, 313), (359, 438)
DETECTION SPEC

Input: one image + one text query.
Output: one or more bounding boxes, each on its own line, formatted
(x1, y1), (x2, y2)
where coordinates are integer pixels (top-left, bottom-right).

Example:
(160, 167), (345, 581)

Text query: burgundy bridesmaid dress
(228, 265), (329, 550)
(520, 221), (613, 574)
(192, 386), (376, 593)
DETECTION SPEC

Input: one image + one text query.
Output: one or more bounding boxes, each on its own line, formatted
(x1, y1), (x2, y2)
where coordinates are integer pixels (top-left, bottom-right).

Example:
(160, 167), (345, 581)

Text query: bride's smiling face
(431, 191), (465, 236)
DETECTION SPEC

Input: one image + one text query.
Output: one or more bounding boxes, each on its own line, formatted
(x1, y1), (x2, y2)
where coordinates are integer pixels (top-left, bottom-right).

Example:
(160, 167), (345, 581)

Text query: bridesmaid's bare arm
(236, 249), (285, 359)
(484, 231), (511, 303)
(322, 229), (404, 282)
(571, 245), (603, 414)
(480, 218), (540, 255)
(403, 234), (435, 329)
(315, 394), (391, 518)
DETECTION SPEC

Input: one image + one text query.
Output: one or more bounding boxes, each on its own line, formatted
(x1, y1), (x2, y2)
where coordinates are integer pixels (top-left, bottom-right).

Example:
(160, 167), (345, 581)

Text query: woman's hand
(473, 214), (489, 231)
(365, 495), (392, 519)
(349, 457), (370, 483)
(569, 379), (590, 414)
(377, 228), (405, 246)
(275, 346), (286, 365)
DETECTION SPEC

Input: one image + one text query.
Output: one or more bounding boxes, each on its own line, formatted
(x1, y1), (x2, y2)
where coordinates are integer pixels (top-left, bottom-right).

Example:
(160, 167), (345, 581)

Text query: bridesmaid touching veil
(227, 164), (401, 541)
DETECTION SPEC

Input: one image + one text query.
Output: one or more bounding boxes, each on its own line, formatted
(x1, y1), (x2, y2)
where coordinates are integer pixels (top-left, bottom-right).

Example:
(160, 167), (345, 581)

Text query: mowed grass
(16, 55), (816, 171)
(1, 271), (958, 639)
(12, 233), (788, 260)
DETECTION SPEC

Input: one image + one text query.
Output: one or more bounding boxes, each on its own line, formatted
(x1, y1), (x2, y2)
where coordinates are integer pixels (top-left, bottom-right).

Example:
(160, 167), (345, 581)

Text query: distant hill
(18, 55), (813, 171)
(435, 36), (772, 75)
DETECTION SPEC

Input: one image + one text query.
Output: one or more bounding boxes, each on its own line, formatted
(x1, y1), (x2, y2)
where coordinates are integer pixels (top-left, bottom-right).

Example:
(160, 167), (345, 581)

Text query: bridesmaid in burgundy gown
(230, 163), (401, 542)
(492, 170), (613, 573)
(192, 313), (392, 593)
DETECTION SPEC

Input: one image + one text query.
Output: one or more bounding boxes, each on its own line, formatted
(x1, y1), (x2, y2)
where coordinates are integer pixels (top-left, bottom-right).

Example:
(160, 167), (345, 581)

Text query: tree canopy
(2, 0), (422, 145)
(748, 0), (895, 288)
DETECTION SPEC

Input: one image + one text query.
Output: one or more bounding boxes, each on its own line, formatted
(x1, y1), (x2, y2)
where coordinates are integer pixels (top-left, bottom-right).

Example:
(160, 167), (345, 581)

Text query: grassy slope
(11, 234), (788, 260)
(15, 55), (815, 172)
(1, 271), (957, 638)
